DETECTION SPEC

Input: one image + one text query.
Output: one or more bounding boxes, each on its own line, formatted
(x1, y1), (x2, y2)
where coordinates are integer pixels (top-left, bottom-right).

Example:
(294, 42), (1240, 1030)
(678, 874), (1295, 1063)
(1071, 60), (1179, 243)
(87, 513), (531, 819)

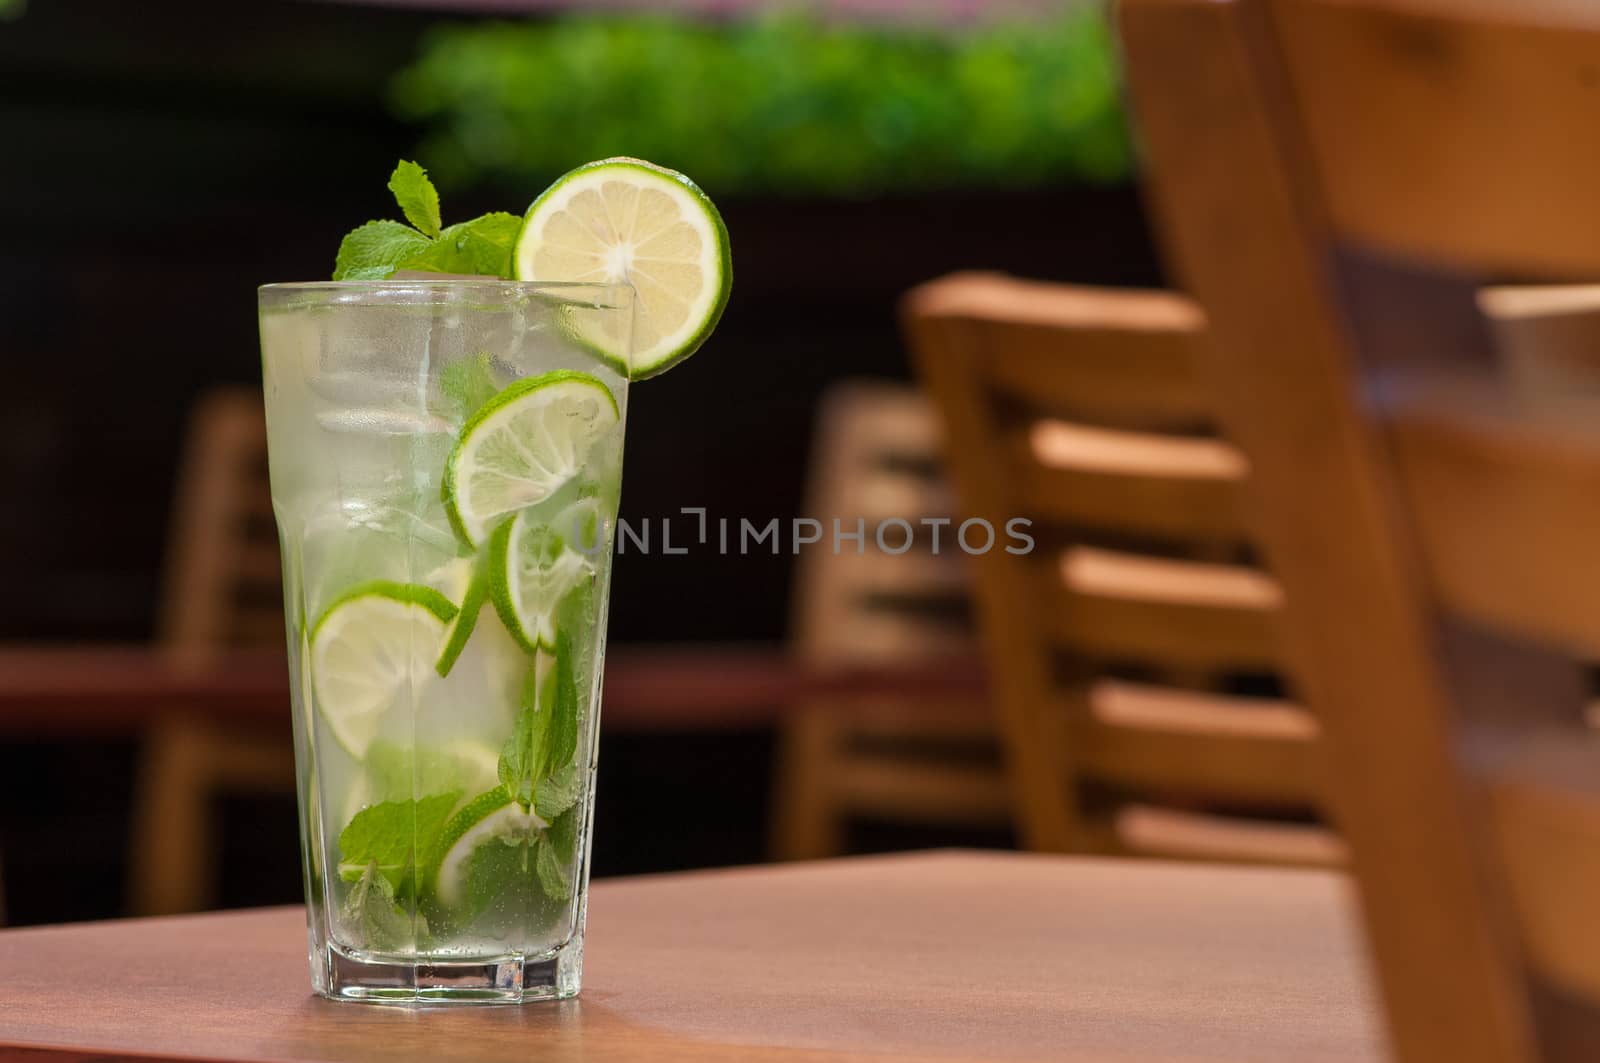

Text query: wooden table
(0, 644), (986, 735)
(0, 852), (1387, 1062)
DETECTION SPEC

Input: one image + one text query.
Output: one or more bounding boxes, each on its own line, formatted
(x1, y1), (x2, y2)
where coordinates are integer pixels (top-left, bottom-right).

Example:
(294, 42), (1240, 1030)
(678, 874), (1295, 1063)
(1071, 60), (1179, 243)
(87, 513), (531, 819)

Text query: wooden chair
(1122, 0), (1600, 1058)
(129, 387), (293, 915)
(907, 273), (1341, 864)
(771, 380), (1008, 859)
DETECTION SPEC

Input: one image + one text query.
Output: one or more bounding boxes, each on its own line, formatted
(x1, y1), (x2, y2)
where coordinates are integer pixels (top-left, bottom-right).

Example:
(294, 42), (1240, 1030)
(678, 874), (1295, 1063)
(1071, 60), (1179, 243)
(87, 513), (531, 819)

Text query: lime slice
(441, 371), (620, 548)
(514, 157), (731, 380)
(309, 581), (458, 758)
(488, 512), (595, 654)
(424, 556), (475, 603)
(427, 556), (489, 678)
(431, 789), (548, 908)
(368, 739), (500, 804)
(340, 739), (500, 827)
(554, 495), (613, 556)
(434, 576), (485, 678)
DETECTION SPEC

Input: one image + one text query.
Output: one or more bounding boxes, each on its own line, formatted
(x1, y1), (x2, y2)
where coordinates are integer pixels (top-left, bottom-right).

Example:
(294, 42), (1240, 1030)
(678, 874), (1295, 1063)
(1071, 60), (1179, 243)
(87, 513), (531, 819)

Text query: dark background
(0, 0), (1160, 923)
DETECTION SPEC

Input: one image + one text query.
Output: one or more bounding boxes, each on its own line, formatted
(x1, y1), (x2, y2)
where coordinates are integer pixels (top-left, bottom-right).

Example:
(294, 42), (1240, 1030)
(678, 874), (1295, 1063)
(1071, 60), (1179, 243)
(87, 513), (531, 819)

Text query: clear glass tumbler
(259, 280), (632, 1003)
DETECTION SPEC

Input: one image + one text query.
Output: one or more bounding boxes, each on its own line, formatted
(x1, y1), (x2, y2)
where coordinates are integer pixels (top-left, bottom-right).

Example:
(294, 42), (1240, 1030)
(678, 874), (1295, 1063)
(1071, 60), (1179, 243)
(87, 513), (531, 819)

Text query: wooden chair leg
(1008, 689), (1077, 853)
(129, 717), (214, 916)
(770, 707), (845, 860)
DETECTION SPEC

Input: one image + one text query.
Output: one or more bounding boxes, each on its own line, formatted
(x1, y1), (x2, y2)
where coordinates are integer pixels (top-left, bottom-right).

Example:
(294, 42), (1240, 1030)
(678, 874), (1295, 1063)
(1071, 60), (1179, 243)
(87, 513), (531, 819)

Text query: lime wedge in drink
(426, 556), (490, 678)
(441, 371), (620, 549)
(367, 739), (500, 805)
(309, 581), (458, 758)
(431, 789), (547, 908)
(488, 511), (594, 655)
(338, 738), (500, 827)
(514, 157), (731, 380)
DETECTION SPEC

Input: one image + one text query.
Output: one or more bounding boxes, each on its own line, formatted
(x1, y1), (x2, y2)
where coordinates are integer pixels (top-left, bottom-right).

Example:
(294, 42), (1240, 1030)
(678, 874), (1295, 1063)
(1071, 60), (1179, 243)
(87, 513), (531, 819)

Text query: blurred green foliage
(391, 9), (1131, 198)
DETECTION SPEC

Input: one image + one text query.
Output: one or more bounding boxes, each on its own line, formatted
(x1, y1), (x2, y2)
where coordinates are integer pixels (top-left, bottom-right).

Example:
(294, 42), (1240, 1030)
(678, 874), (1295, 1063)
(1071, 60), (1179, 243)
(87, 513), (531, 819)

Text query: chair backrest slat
(1274, 0), (1600, 278)
(1386, 383), (1600, 654)
(908, 271), (1325, 858)
(1007, 420), (1250, 539)
(1046, 547), (1284, 669)
(923, 273), (1213, 426)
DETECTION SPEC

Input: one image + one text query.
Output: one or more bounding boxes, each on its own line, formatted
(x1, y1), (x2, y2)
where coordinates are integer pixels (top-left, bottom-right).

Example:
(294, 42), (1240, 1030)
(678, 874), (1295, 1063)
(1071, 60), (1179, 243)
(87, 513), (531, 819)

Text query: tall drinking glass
(258, 280), (632, 1003)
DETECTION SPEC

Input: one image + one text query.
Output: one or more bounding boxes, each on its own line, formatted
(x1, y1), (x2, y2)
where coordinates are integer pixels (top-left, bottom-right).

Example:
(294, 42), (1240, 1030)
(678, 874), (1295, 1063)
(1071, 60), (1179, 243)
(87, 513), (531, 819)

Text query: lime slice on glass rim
(514, 157), (731, 380)
(309, 581), (458, 758)
(441, 370), (620, 549)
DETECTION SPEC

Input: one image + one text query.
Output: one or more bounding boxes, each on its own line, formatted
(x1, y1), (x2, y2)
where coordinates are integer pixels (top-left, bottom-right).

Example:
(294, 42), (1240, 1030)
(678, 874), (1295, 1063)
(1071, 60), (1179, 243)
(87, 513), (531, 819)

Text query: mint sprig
(336, 792), (460, 949)
(333, 161), (518, 281)
(333, 221), (432, 282)
(535, 762), (582, 821)
(337, 792), (461, 891)
(534, 837), (571, 901)
(499, 656), (554, 809)
(535, 806), (580, 902)
(388, 159), (442, 238)
(544, 623), (581, 783)
(404, 213), (522, 278)
(498, 623), (581, 814)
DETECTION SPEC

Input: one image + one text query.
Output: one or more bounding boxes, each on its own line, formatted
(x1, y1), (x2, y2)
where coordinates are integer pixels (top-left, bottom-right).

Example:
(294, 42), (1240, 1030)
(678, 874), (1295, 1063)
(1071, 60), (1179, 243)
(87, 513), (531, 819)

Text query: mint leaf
(546, 622), (580, 773)
(333, 220), (432, 281)
(535, 835), (572, 901)
(400, 212), (521, 278)
(332, 164), (522, 281)
(456, 835), (532, 924)
(499, 656), (553, 809)
(498, 634), (583, 812)
(529, 802), (581, 905)
(338, 792), (461, 891)
(535, 762), (582, 821)
(452, 833), (569, 934)
(341, 863), (414, 951)
(547, 805), (579, 864)
(439, 353), (505, 423)
(388, 160), (442, 238)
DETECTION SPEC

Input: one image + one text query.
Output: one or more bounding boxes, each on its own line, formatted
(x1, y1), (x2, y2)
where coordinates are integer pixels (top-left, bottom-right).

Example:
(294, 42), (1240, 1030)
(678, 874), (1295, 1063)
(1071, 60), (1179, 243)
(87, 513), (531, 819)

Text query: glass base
(316, 940), (583, 1005)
